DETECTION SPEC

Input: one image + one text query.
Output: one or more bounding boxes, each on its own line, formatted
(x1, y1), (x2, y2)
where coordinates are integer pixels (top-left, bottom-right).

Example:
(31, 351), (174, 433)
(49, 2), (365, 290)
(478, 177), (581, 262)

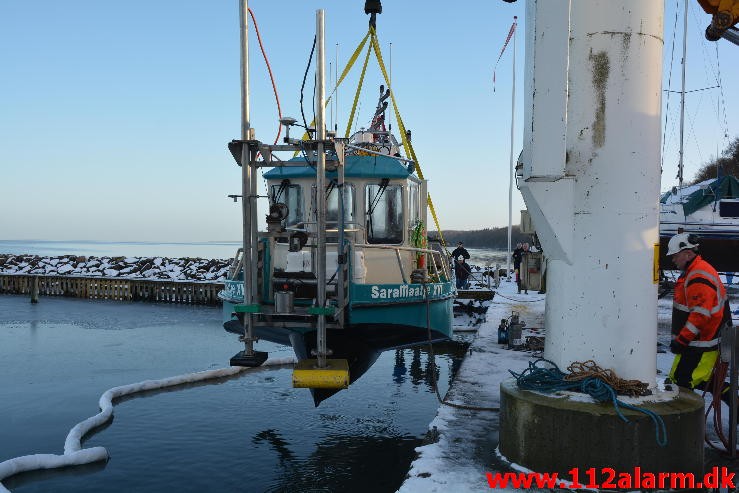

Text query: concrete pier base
(499, 380), (705, 478)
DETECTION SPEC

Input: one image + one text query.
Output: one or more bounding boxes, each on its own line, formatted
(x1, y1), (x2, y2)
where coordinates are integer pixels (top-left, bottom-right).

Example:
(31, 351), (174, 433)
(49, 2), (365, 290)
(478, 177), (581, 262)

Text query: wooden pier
(0, 275), (224, 305)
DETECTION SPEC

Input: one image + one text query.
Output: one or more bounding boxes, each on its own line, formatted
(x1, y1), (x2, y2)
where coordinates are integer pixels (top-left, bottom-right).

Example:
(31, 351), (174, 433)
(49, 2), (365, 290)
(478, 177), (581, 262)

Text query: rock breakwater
(0, 254), (232, 282)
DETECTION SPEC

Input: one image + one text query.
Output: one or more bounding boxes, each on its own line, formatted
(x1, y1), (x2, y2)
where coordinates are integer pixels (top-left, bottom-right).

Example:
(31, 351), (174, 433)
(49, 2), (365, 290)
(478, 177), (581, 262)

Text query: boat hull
(223, 280), (453, 405)
(222, 281), (455, 349)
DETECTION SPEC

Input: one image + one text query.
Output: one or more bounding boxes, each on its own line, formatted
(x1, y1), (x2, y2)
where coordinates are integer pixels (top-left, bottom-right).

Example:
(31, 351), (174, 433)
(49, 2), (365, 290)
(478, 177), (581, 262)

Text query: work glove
(669, 339), (687, 354)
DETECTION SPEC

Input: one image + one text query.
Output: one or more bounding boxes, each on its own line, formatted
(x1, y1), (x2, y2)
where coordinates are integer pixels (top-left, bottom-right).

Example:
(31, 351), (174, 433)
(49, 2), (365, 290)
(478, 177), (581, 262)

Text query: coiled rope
(510, 358), (668, 447)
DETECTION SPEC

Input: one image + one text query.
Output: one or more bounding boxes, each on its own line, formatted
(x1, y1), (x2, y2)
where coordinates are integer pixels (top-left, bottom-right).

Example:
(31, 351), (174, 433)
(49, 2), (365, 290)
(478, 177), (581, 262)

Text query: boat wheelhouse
(221, 132), (454, 338)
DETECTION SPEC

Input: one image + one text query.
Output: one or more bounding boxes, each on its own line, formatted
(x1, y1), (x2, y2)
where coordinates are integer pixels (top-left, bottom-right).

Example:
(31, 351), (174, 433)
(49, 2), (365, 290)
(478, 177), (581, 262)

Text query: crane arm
(697, 0), (739, 41)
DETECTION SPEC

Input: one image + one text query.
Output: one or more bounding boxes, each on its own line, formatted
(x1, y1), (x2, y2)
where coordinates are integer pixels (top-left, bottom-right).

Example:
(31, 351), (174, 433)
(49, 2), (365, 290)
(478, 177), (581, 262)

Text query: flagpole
(506, 16), (517, 280)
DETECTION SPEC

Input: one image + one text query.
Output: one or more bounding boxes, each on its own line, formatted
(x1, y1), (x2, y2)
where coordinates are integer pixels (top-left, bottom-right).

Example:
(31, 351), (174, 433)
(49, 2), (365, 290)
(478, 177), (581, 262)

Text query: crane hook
(364, 0), (382, 29)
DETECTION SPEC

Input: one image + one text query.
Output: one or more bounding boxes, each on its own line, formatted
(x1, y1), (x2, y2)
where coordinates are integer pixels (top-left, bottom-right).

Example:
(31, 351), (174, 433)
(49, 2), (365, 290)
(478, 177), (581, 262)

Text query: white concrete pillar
(519, 0), (664, 383)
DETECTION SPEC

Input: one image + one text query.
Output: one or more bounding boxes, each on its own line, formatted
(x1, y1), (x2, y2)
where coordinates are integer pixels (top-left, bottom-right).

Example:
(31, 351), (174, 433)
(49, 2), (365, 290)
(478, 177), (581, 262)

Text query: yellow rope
(293, 31), (371, 155)
(426, 197), (448, 250)
(369, 29), (448, 250)
(344, 43), (372, 138)
(288, 26), (450, 251)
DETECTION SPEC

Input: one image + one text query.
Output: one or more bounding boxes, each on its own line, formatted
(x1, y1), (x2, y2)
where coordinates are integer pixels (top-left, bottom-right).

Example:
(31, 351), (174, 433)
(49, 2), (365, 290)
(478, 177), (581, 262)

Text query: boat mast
(678, 0), (688, 189)
(506, 17), (517, 279)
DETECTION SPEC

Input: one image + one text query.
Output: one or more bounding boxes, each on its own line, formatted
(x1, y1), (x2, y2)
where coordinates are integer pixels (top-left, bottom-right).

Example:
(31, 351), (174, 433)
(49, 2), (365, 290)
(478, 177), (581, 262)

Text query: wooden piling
(30, 275), (39, 303)
(0, 275), (224, 306)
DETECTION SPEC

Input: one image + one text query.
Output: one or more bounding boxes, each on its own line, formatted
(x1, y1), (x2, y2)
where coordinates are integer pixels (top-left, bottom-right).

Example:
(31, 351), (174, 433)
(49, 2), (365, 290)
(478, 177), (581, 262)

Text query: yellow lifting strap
(293, 31), (372, 154)
(291, 26), (449, 252)
(344, 43), (373, 139)
(368, 28), (449, 251)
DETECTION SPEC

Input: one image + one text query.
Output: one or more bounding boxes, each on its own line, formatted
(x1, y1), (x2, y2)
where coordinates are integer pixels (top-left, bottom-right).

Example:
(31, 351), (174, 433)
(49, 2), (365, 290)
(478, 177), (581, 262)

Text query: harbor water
(0, 293), (469, 492)
(0, 241), (504, 491)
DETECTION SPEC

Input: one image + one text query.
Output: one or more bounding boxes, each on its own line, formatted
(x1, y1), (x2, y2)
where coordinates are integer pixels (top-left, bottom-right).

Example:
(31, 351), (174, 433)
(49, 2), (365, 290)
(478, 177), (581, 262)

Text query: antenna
(329, 61), (333, 130)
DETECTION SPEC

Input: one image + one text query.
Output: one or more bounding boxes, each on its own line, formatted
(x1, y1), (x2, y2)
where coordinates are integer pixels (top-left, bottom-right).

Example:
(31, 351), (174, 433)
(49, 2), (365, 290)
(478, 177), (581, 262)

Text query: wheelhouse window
(313, 182), (355, 224)
(328, 182), (355, 224)
(366, 182), (403, 244)
(270, 183), (303, 227)
(408, 181), (420, 227)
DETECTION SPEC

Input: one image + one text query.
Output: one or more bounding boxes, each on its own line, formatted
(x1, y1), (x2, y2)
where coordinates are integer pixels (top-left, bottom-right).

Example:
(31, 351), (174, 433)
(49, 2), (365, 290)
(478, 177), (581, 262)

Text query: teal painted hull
(349, 282), (454, 339)
(220, 280), (455, 343)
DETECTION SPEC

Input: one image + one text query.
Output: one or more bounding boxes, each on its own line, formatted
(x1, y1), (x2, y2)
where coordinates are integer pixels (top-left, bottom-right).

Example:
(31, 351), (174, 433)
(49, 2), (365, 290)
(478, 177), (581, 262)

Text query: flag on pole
(493, 17), (517, 92)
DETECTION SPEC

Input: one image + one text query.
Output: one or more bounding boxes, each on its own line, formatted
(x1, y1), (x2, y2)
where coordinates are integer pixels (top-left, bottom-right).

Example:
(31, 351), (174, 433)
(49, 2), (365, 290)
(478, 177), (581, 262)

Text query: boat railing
(227, 248), (243, 281)
(286, 221), (365, 234)
(344, 142), (415, 165)
(354, 244), (450, 284)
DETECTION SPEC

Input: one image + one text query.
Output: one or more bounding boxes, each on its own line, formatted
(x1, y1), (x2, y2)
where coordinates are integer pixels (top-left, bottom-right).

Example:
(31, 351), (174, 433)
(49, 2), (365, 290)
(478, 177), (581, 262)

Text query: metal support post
(315, 9), (328, 369)
(240, 0), (254, 356)
(230, 0), (267, 367)
(337, 139), (347, 328)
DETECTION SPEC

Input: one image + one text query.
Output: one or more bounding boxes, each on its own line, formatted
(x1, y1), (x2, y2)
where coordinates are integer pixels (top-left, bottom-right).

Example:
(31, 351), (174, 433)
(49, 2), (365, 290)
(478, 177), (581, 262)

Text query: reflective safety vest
(672, 255), (732, 350)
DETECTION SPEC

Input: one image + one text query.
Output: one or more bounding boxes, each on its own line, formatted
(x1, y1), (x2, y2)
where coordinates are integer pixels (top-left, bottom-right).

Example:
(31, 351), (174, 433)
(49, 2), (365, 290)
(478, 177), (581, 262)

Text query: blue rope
(510, 359), (668, 447)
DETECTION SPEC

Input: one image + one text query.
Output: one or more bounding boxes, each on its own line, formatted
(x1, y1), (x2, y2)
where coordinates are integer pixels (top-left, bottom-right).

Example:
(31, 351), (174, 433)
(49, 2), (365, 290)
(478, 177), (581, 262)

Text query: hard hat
(666, 233), (699, 256)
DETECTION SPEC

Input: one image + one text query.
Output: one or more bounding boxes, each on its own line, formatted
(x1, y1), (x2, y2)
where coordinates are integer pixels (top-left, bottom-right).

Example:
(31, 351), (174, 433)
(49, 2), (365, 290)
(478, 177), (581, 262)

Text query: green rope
(510, 359), (668, 447)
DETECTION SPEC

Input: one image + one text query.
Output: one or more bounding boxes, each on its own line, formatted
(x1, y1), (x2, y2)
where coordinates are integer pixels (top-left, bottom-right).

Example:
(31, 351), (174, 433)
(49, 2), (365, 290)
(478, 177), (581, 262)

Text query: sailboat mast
(678, 0), (688, 188)
(506, 17), (517, 279)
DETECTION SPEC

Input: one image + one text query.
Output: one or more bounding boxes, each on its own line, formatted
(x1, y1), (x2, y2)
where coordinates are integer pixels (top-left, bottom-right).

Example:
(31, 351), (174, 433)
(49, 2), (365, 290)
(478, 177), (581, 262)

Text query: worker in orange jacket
(667, 233), (733, 400)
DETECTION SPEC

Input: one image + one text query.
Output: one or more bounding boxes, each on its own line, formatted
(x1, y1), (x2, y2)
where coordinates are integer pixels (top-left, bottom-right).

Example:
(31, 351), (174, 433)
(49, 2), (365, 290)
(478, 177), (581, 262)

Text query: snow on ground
(0, 254), (232, 282)
(398, 277), (739, 493)
(399, 277), (546, 493)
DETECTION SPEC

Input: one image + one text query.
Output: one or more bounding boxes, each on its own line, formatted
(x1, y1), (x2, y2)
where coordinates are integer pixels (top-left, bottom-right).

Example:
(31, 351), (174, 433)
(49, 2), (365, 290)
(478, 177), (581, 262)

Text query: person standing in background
(451, 241), (470, 261)
(455, 257), (472, 290)
(512, 243), (523, 292)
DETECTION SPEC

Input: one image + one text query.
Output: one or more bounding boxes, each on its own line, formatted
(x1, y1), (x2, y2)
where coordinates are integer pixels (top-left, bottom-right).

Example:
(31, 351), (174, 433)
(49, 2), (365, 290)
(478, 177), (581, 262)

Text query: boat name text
(370, 284), (442, 299)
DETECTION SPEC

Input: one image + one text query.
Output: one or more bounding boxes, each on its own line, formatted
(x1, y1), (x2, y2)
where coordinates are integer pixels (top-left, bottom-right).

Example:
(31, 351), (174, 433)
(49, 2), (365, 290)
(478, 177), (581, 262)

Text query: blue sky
(1, 1), (737, 242)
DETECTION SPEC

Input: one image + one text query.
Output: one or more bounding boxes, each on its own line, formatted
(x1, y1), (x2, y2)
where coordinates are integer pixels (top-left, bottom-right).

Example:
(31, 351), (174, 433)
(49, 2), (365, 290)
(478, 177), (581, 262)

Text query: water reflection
(4, 460), (108, 491)
(257, 432), (422, 493)
(395, 341), (469, 391)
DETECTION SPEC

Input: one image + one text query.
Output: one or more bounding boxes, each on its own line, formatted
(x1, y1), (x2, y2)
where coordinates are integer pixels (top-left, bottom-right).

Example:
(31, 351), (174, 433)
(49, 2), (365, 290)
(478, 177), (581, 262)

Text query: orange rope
(703, 359), (732, 453)
(248, 8), (282, 145)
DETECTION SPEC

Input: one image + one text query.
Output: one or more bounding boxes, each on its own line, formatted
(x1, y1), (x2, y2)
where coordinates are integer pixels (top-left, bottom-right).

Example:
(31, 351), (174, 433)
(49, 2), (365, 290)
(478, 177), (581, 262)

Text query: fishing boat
(219, 4), (454, 401)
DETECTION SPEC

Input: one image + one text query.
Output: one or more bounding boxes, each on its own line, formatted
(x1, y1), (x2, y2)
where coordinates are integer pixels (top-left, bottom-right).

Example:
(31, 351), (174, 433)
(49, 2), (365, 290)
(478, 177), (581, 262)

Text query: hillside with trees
(689, 136), (739, 184)
(430, 226), (530, 249)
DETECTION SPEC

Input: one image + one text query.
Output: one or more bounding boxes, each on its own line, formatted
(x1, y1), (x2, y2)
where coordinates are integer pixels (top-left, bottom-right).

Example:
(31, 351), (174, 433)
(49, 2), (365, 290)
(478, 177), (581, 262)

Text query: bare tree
(690, 137), (739, 184)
